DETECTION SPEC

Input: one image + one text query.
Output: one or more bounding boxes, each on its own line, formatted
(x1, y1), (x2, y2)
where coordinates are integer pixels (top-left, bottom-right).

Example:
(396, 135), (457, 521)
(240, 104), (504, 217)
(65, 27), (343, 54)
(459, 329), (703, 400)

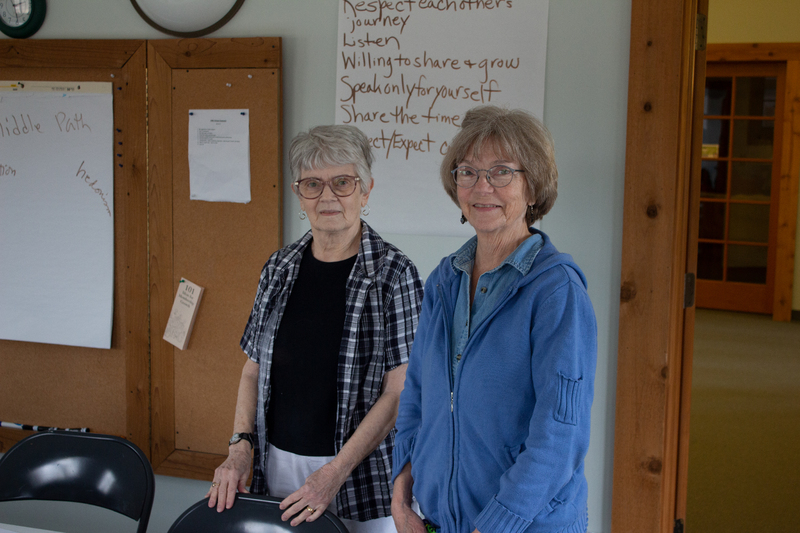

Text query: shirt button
(456, 353), (462, 361)
(480, 287), (487, 293)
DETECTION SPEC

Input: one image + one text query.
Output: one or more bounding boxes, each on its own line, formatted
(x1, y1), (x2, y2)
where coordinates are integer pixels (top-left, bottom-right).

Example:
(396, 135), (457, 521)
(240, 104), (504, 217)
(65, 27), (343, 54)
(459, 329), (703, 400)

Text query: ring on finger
(306, 506), (316, 514)
(211, 482), (219, 488)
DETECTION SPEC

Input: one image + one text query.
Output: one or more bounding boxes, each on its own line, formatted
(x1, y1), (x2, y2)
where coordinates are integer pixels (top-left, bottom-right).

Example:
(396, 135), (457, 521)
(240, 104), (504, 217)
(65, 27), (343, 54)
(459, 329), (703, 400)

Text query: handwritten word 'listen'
(343, 32), (400, 50)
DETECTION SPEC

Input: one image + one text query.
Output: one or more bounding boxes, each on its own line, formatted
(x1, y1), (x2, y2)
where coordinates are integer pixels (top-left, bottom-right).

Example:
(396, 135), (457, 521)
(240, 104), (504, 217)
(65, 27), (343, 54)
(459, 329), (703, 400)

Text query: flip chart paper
(0, 82), (114, 349)
(335, 0), (549, 236)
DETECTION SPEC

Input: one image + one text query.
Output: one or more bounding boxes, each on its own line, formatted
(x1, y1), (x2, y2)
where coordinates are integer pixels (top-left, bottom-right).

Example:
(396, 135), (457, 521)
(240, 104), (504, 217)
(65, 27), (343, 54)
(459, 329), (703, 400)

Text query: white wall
(0, 2), (630, 532)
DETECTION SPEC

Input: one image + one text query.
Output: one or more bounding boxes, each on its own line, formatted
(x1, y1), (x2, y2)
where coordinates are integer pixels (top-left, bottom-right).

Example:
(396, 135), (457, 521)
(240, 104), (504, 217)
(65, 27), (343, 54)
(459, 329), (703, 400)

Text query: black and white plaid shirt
(240, 221), (423, 520)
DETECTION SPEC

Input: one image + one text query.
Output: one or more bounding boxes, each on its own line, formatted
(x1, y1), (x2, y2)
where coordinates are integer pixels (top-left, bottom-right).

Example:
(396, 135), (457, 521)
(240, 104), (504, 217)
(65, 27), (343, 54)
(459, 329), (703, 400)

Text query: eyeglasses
(294, 175), (361, 199)
(451, 165), (524, 188)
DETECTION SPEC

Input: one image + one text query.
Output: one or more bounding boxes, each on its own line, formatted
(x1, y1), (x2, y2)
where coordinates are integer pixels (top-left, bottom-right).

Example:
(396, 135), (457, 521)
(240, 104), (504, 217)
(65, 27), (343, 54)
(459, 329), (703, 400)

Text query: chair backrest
(168, 494), (349, 533)
(0, 431), (155, 533)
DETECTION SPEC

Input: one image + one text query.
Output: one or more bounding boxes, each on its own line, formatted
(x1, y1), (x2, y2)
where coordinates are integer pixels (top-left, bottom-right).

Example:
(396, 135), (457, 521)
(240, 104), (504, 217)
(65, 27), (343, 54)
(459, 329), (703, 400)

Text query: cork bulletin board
(148, 38), (282, 479)
(0, 40), (149, 454)
(0, 40), (281, 484)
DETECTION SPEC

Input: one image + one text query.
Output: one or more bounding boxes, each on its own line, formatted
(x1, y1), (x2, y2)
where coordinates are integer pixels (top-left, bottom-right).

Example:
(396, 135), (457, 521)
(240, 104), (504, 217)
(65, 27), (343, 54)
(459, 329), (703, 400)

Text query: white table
(0, 523), (59, 533)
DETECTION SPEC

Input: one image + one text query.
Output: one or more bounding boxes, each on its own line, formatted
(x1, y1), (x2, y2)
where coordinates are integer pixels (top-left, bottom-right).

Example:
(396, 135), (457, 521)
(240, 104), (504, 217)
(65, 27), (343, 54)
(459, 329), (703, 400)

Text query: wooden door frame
(611, 1), (704, 532)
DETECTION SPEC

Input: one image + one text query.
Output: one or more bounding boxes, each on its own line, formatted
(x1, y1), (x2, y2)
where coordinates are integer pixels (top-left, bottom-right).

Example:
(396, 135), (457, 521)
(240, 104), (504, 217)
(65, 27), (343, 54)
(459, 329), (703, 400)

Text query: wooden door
(696, 62), (785, 314)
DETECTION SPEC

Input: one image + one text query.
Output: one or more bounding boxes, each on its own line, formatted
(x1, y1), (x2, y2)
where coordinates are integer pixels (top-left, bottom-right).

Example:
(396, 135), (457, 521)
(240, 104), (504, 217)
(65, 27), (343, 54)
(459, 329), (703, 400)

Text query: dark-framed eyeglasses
(451, 165), (524, 188)
(294, 175), (361, 199)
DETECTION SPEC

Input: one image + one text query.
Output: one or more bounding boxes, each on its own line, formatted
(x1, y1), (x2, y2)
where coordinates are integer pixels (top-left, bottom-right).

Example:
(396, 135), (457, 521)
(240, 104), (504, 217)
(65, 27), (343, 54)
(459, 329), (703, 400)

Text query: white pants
(266, 444), (397, 533)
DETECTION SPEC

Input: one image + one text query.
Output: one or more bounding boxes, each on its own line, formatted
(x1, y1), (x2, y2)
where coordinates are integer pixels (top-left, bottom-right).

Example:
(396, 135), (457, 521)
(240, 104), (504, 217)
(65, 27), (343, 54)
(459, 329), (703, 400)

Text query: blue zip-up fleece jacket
(393, 230), (597, 533)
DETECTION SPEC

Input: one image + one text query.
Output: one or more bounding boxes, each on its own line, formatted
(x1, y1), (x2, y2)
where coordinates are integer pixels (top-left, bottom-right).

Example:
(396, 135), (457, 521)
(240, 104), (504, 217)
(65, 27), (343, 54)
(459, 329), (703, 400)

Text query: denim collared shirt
(449, 231), (544, 383)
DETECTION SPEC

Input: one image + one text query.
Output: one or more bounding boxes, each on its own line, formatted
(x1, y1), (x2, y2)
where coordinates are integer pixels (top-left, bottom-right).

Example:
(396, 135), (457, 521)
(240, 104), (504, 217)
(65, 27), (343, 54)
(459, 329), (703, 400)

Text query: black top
(267, 244), (357, 456)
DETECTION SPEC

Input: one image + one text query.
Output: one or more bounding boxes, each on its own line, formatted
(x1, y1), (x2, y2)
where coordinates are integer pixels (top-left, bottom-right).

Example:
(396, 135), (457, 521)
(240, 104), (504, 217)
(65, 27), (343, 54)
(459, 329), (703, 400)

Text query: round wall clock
(0, 0), (46, 39)
(130, 0), (245, 38)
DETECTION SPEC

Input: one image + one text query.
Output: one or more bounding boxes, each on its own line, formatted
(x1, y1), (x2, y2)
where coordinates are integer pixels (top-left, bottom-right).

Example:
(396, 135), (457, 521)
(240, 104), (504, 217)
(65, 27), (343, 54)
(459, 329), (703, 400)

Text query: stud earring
(460, 214), (467, 224)
(299, 209), (307, 220)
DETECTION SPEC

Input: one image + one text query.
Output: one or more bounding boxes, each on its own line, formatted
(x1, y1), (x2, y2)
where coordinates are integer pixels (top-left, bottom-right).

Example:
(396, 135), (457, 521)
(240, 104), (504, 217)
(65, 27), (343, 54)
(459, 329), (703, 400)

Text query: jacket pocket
(553, 372), (582, 425)
(543, 474), (581, 514)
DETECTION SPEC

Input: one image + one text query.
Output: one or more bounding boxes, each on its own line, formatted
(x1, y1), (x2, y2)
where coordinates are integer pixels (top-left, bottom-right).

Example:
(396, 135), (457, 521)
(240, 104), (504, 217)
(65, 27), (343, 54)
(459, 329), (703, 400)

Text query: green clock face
(0, 0), (46, 38)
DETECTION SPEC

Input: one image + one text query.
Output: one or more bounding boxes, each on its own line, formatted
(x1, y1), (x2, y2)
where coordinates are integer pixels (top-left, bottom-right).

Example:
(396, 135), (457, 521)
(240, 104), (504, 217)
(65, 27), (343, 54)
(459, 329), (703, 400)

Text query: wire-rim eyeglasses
(451, 165), (524, 188)
(294, 175), (361, 199)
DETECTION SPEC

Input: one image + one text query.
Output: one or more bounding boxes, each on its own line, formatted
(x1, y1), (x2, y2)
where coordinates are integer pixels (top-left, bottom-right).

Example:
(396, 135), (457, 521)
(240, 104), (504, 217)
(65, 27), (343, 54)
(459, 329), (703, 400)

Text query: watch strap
(229, 432), (254, 448)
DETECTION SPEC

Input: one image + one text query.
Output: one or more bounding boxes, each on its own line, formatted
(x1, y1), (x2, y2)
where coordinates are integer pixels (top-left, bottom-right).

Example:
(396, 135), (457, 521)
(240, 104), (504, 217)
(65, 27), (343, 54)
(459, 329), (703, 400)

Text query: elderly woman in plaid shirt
(207, 124), (424, 533)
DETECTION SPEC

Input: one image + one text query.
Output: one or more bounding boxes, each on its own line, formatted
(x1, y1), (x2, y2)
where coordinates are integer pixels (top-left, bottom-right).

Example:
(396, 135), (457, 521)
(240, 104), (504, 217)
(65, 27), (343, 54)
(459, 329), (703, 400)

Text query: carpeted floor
(686, 309), (800, 533)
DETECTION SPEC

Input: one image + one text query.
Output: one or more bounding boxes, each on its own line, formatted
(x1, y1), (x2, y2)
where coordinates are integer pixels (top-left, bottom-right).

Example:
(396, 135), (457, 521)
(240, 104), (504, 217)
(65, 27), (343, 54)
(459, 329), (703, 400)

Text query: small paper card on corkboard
(163, 278), (204, 350)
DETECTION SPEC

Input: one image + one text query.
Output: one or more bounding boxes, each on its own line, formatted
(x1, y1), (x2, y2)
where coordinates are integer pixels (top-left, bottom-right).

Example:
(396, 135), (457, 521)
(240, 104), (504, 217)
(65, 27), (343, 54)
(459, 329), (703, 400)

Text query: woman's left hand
(279, 461), (347, 526)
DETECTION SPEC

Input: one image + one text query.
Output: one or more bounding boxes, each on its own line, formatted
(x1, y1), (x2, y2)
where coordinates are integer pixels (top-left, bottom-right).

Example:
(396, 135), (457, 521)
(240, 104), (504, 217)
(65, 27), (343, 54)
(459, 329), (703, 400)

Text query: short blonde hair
(440, 106), (558, 224)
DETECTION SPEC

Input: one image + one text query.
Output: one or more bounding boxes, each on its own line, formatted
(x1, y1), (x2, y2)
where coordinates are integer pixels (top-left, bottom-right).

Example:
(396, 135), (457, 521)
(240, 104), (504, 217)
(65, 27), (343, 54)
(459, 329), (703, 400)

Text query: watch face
(0, 0), (32, 27)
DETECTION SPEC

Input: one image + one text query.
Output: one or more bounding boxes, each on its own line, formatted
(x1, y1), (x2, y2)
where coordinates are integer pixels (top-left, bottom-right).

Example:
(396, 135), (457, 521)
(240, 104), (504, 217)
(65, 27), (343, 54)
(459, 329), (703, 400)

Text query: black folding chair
(0, 431), (155, 533)
(168, 494), (349, 533)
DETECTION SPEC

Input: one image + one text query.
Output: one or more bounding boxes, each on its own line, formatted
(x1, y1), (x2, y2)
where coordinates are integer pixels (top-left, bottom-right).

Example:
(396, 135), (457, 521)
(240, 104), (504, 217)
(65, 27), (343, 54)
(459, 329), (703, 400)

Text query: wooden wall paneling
(148, 38), (282, 480)
(774, 60), (800, 321)
(612, 0), (699, 532)
(0, 41), (149, 453)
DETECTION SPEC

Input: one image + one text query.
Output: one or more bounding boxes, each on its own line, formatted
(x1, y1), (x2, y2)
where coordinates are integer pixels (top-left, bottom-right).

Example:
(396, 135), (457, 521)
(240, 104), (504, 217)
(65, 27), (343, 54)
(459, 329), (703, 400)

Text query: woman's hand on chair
(207, 444), (251, 512)
(279, 461), (347, 526)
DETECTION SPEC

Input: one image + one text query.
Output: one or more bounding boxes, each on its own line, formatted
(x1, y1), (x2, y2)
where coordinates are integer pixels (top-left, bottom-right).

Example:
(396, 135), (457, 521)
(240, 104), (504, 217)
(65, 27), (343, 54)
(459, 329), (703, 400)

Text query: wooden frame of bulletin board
(148, 38), (283, 479)
(0, 40), (149, 454)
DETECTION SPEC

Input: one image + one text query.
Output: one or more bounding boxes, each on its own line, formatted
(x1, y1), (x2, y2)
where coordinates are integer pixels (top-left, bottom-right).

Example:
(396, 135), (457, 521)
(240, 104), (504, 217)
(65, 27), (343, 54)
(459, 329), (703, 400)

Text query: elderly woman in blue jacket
(391, 105), (597, 533)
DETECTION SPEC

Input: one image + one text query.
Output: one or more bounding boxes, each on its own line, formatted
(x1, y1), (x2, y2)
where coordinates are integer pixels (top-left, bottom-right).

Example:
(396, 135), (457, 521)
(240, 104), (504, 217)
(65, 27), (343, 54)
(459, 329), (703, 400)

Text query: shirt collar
(450, 230), (543, 277)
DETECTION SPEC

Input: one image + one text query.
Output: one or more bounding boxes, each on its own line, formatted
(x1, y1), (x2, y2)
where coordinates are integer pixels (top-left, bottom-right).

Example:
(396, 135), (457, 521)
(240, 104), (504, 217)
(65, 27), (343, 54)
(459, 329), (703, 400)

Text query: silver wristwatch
(228, 432), (254, 448)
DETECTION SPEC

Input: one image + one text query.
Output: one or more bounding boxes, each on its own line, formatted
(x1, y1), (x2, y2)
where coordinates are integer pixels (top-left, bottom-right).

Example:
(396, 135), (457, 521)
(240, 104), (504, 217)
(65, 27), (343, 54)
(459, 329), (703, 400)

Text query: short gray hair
(440, 105), (558, 225)
(289, 124), (374, 194)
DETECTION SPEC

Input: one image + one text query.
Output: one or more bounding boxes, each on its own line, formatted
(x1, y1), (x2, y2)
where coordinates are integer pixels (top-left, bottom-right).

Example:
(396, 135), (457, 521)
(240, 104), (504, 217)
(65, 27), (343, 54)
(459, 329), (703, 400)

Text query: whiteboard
(0, 82), (114, 349)
(335, 0), (550, 237)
